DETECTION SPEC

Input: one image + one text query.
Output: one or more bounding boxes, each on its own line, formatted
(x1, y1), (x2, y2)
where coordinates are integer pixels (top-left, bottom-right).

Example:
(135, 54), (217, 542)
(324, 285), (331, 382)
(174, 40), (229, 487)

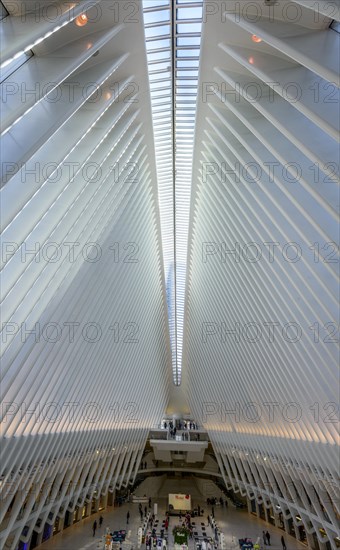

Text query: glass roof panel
(143, 9), (170, 24)
(147, 38), (172, 50)
(176, 59), (199, 67)
(176, 6), (203, 19)
(176, 49), (200, 57)
(149, 71), (171, 80)
(177, 36), (201, 46)
(176, 69), (199, 76)
(176, 79), (198, 85)
(145, 24), (170, 38)
(149, 61), (172, 70)
(143, 0), (203, 385)
(147, 50), (171, 62)
(144, 0), (169, 6)
(176, 22), (202, 33)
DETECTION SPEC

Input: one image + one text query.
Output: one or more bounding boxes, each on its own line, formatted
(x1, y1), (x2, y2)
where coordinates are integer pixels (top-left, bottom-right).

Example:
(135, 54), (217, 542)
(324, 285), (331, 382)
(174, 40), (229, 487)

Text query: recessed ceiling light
(75, 13), (88, 27)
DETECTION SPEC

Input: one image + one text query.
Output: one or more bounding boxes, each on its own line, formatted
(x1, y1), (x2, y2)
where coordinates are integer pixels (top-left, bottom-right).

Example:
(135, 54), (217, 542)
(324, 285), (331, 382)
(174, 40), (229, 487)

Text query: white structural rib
(0, 2), (171, 549)
(183, 0), (339, 548)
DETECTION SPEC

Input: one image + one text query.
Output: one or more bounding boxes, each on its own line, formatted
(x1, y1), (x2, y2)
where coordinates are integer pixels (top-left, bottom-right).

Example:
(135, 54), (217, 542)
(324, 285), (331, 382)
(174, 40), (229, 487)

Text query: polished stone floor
(39, 496), (307, 550)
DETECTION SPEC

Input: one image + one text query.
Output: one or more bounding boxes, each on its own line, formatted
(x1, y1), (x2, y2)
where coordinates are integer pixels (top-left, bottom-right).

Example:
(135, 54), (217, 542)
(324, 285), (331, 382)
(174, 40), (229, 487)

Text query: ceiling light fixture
(75, 13), (88, 27)
(252, 34), (262, 43)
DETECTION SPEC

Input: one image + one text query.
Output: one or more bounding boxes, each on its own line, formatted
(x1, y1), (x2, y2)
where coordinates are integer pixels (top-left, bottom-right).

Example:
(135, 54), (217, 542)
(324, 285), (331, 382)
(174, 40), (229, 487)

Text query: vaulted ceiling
(0, 1), (339, 549)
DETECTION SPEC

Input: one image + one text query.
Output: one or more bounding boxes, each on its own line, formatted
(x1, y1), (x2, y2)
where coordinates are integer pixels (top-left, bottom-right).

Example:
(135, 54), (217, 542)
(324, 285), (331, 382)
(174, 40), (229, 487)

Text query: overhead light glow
(75, 13), (88, 26)
(252, 34), (262, 43)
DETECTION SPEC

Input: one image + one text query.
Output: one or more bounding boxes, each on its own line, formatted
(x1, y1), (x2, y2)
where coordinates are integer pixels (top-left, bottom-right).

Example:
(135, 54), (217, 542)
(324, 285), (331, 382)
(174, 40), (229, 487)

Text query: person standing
(127, 511), (130, 524)
(263, 531), (267, 546)
(99, 515), (103, 527)
(281, 536), (286, 550)
(149, 497), (152, 508)
(92, 520), (97, 537)
(266, 531), (271, 545)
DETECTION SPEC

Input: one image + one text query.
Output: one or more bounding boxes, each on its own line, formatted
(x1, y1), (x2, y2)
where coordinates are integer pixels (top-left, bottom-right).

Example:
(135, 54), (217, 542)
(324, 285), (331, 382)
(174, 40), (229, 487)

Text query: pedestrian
(207, 514), (211, 525)
(145, 506), (147, 516)
(266, 531), (271, 545)
(281, 536), (286, 550)
(99, 515), (103, 527)
(211, 506), (214, 517)
(149, 497), (152, 508)
(263, 531), (267, 546)
(93, 520), (97, 537)
(127, 511), (130, 524)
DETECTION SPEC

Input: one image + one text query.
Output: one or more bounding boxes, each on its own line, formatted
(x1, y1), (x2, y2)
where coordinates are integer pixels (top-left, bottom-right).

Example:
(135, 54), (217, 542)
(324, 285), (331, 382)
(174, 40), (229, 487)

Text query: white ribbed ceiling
(182, 1), (339, 547)
(0, 0), (339, 549)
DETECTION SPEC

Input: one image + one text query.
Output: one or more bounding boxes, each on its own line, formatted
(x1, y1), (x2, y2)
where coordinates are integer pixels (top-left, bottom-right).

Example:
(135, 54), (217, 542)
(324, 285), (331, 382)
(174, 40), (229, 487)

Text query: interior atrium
(0, 0), (339, 549)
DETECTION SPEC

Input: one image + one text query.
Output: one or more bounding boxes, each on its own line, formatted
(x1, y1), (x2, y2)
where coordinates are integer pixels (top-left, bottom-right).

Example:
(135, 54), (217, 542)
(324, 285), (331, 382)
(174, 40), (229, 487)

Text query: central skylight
(143, 0), (203, 385)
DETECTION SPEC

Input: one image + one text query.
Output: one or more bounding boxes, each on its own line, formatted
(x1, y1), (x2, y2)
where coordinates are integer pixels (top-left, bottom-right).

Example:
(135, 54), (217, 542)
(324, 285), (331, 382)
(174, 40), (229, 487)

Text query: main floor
(39, 497), (307, 550)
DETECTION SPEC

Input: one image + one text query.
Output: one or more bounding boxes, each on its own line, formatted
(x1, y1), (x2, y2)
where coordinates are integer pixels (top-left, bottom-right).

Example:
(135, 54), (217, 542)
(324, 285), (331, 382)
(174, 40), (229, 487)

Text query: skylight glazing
(143, 0), (202, 385)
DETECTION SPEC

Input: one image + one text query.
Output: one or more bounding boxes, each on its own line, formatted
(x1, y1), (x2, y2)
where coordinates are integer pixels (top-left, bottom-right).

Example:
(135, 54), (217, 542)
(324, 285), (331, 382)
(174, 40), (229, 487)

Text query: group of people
(184, 421), (197, 429)
(169, 425), (177, 438)
(140, 461), (148, 470)
(262, 531), (271, 545)
(178, 510), (195, 539)
(162, 419), (198, 430)
(91, 500), (286, 550)
(144, 511), (169, 549)
(263, 530), (287, 550)
(200, 540), (216, 550)
(92, 515), (103, 536)
(138, 498), (152, 521)
(138, 503), (145, 521)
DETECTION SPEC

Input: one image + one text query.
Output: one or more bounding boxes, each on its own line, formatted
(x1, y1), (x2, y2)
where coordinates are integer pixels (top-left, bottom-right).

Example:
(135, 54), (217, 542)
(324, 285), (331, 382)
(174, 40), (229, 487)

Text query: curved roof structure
(0, 1), (339, 549)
